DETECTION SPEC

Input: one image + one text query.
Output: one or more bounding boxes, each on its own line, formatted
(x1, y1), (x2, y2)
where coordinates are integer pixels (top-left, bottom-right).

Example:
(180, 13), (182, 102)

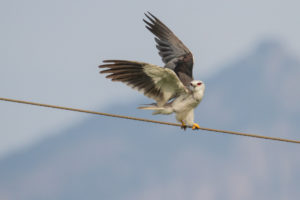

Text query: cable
(0, 97), (299, 144)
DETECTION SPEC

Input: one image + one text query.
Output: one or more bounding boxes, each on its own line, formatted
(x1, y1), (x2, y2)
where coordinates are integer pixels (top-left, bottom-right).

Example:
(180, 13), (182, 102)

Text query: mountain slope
(0, 40), (299, 200)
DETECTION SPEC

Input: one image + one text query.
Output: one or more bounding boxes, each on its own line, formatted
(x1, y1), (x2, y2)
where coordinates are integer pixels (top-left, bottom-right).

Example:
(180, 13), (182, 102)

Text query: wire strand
(1, 97), (299, 144)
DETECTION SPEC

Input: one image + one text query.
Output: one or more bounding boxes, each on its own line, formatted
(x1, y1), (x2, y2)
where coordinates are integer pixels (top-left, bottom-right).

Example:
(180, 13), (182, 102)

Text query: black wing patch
(143, 12), (194, 86)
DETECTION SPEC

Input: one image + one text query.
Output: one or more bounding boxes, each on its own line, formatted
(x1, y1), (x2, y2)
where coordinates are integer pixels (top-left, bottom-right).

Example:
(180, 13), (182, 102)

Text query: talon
(180, 121), (187, 130)
(192, 123), (200, 130)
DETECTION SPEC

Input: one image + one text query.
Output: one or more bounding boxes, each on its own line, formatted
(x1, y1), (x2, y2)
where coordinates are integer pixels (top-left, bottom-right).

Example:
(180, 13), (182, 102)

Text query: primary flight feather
(99, 12), (205, 130)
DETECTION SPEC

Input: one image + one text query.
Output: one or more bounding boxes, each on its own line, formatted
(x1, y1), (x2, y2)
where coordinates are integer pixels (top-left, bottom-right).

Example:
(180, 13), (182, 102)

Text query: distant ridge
(1, 40), (299, 200)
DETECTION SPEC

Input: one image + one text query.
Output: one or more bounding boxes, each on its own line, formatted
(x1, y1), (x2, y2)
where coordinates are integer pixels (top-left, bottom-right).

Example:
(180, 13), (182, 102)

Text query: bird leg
(192, 123), (200, 130)
(180, 121), (187, 130)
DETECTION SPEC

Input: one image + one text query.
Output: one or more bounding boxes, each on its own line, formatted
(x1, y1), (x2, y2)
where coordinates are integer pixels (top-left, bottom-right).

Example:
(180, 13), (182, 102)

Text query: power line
(0, 97), (299, 144)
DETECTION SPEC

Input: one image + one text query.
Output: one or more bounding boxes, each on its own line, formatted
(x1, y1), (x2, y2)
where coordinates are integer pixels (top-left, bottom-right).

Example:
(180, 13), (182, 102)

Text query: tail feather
(138, 102), (157, 109)
(138, 103), (173, 115)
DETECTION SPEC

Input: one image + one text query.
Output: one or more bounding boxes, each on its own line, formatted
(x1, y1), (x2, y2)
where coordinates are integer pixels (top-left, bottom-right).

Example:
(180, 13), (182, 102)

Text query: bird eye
(190, 83), (193, 86)
(197, 82), (202, 86)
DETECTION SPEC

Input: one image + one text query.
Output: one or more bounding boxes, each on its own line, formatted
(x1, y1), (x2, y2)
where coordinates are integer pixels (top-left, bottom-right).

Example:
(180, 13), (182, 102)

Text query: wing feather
(143, 12), (194, 87)
(99, 60), (187, 106)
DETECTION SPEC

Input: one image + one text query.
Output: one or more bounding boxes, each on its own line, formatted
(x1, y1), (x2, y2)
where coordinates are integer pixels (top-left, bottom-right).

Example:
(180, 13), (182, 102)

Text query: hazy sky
(1, 0), (300, 158)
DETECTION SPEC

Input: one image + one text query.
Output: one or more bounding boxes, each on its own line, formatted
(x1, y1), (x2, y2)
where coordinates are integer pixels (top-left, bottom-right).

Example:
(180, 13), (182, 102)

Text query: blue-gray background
(1, 0), (300, 199)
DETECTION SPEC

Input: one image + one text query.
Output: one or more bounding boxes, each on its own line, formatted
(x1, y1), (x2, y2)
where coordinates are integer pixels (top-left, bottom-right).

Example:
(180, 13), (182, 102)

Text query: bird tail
(138, 103), (173, 115)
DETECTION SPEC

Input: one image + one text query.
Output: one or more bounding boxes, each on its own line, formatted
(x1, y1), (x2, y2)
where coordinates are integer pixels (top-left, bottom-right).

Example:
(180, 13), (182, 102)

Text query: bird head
(189, 80), (205, 92)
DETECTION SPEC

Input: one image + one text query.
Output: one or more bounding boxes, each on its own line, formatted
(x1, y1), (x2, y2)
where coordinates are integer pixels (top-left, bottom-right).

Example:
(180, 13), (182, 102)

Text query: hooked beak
(189, 83), (195, 90)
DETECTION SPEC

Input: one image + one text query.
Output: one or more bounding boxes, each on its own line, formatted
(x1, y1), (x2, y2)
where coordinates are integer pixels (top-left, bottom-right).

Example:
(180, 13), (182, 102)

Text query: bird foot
(180, 121), (187, 130)
(192, 123), (200, 130)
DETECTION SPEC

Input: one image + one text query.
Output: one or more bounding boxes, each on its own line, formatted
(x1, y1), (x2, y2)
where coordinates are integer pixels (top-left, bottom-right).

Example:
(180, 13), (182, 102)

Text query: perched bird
(99, 12), (205, 130)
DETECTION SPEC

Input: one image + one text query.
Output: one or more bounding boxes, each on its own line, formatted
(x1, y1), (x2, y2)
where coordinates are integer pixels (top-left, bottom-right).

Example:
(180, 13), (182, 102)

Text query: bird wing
(99, 60), (188, 106)
(143, 12), (194, 87)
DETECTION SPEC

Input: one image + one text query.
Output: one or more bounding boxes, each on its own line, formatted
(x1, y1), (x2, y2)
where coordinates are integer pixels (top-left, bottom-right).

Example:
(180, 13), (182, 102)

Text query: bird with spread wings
(99, 12), (205, 130)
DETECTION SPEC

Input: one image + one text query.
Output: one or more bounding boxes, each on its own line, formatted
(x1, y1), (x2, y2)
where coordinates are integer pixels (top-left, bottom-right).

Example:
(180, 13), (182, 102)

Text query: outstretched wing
(99, 60), (187, 106)
(143, 12), (194, 87)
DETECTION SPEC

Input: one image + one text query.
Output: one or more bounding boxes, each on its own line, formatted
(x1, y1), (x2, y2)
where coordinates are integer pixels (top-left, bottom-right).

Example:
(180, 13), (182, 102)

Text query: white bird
(99, 12), (205, 130)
